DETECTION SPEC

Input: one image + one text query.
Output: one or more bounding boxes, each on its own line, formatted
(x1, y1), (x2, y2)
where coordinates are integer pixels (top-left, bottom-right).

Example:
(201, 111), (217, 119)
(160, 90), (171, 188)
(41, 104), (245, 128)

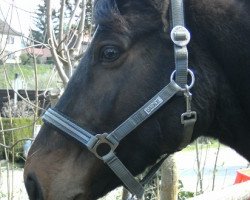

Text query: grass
(0, 64), (62, 90)
(183, 138), (223, 151)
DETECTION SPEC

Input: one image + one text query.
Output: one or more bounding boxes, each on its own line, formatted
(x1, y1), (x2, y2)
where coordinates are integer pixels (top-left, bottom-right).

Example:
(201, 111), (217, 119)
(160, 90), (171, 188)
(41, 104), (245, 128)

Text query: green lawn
(0, 64), (62, 90)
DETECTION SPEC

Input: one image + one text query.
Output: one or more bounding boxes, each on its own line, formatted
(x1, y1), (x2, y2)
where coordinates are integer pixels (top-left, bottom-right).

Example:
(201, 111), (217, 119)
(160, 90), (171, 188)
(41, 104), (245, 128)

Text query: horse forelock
(94, 0), (166, 36)
(94, 0), (127, 33)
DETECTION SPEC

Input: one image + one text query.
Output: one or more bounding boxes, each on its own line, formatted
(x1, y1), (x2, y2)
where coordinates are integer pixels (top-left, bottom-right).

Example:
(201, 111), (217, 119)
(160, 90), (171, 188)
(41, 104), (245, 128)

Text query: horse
(24, 0), (250, 199)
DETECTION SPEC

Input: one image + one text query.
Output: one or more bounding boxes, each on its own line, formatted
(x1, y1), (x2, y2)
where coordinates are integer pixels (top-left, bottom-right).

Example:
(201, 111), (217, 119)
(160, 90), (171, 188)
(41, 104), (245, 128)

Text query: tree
(31, 0), (59, 45)
(45, 0), (94, 86)
(32, 0), (91, 45)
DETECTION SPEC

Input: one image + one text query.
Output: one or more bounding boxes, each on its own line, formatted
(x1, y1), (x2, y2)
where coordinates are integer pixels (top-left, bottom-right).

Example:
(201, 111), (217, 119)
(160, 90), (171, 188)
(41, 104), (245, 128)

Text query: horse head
(24, 0), (250, 199)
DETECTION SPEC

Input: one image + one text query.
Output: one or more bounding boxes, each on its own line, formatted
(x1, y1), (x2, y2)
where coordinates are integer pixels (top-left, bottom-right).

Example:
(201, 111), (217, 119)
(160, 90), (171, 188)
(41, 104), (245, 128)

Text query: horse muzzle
(25, 172), (44, 200)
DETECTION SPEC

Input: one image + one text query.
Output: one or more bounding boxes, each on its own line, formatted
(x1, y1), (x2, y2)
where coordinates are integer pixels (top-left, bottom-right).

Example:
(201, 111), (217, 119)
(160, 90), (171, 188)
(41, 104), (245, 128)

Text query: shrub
(1, 100), (36, 118)
(0, 118), (42, 162)
(20, 53), (33, 65)
(178, 180), (195, 200)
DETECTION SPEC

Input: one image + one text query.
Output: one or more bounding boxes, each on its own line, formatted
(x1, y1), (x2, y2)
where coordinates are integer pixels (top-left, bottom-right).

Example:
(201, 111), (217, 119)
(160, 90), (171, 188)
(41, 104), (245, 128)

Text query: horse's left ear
(115, 0), (130, 12)
(150, 0), (169, 12)
(115, 0), (170, 30)
(150, 0), (170, 30)
(115, 0), (136, 14)
(115, 0), (151, 14)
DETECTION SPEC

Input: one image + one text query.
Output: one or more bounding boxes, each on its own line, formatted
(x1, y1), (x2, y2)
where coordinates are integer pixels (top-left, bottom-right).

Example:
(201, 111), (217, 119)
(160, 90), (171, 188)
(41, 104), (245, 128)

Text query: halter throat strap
(42, 0), (196, 198)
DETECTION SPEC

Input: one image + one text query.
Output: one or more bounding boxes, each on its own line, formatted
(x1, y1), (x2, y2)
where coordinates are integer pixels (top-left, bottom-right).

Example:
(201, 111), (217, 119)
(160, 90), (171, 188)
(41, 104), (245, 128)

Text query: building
(0, 19), (22, 64)
(25, 47), (53, 64)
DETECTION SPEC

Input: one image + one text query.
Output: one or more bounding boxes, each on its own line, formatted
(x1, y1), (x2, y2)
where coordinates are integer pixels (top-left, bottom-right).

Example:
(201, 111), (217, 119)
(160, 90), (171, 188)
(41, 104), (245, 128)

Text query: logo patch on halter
(144, 96), (163, 115)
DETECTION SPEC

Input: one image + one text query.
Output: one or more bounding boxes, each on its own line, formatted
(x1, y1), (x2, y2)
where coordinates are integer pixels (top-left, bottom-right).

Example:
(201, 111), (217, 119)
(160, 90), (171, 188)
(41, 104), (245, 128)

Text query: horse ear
(115, 0), (169, 13)
(115, 0), (132, 14)
(150, 0), (170, 30)
(150, 0), (168, 12)
(115, 0), (150, 14)
(115, 0), (169, 30)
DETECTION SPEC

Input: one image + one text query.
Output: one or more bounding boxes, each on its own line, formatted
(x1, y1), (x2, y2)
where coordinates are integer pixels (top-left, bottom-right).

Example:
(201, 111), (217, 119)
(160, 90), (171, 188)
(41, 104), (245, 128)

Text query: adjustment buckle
(181, 111), (197, 124)
(90, 133), (118, 162)
(181, 86), (197, 124)
(171, 25), (191, 47)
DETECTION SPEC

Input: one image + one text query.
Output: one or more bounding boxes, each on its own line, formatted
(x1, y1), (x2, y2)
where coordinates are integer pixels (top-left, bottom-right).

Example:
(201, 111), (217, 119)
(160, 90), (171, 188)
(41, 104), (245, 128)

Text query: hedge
(0, 118), (42, 162)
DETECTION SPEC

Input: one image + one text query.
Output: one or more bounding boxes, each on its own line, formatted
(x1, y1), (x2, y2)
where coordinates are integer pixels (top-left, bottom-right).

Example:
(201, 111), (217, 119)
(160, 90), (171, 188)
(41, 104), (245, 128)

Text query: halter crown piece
(42, 0), (197, 198)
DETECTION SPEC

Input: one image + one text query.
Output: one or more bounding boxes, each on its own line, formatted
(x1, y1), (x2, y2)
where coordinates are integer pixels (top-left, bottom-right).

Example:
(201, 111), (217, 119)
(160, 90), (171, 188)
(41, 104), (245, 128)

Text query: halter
(42, 0), (196, 198)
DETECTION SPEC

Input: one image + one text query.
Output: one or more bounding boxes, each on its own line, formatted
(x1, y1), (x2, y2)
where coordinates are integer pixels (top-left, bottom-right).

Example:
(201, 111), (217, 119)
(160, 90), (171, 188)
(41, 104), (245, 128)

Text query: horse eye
(100, 46), (120, 62)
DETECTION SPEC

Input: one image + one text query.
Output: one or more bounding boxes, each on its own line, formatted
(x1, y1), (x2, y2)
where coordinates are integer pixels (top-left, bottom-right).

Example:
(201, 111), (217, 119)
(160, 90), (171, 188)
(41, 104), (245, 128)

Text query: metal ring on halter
(90, 133), (117, 161)
(170, 69), (195, 90)
(170, 26), (191, 47)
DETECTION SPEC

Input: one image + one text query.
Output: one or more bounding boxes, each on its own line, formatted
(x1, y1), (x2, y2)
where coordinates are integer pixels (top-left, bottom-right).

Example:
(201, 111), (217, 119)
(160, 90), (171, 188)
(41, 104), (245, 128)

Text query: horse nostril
(25, 173), (44, 200)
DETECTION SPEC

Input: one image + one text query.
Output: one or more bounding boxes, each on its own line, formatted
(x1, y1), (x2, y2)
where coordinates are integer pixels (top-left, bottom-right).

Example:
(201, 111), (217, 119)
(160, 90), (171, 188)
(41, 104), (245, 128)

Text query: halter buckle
(171, 25), (191, 47)
(181, 87), (197, 124)
(181, 111), (197, 124)
(90, 133), (118, 161)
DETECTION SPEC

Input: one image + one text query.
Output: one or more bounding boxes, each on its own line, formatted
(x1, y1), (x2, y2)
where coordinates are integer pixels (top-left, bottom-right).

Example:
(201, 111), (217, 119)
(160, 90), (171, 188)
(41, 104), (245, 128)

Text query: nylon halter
(42, 0), (197, 198)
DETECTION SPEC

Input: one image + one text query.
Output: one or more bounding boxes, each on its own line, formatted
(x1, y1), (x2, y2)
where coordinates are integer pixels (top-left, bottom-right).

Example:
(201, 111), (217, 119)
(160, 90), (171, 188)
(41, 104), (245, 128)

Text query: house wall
(0, 34), (22, 64)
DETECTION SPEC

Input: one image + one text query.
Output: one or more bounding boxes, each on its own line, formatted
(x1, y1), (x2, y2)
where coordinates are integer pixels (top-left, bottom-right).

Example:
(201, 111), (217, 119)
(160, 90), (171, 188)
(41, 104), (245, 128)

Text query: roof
(0, 19), (22, 36)
(25, 47), (52, 58)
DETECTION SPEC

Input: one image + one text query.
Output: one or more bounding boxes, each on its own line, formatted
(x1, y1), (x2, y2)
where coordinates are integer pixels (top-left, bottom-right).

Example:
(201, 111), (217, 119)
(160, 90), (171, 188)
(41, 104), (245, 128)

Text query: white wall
(0, 34), (22, 64)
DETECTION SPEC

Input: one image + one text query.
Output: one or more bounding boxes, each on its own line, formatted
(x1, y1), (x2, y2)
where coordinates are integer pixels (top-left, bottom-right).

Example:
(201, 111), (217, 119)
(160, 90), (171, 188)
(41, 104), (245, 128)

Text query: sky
(0, 0), (58, 35)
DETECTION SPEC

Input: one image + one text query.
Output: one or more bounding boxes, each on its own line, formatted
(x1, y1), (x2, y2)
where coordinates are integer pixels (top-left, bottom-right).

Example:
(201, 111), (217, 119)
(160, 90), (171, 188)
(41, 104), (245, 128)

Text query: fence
(0, 89), (49, 116)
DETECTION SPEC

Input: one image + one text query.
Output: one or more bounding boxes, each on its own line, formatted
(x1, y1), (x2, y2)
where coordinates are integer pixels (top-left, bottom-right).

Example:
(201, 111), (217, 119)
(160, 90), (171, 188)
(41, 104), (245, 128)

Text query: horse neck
(185, 0), (250, 161)
(186, 0), (250, 68)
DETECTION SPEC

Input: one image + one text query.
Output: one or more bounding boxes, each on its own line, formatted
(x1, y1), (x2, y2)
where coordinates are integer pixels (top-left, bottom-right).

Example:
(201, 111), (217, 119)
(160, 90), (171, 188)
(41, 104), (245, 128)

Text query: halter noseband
(42, 0), (196, 198)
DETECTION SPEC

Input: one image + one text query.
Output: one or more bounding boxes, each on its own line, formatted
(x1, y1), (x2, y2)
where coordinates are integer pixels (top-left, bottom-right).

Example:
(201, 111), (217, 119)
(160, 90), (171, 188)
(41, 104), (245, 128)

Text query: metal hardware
(181, 111), (197, 124)
(170, 69), (195, 90)
(171, 26), (191, 47)
(181, 88), (197, 124)
(90, 133), (117, 161)
(184, 88), (192, 113)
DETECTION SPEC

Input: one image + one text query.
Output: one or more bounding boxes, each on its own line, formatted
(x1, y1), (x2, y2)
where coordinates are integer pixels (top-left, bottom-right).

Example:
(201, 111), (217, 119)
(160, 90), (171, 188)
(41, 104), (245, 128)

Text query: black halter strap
(42, 0), (196, 198)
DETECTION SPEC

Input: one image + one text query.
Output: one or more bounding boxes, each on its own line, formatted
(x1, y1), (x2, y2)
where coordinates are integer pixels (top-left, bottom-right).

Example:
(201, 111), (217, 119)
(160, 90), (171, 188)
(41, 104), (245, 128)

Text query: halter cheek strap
(42, 0), (197, 198)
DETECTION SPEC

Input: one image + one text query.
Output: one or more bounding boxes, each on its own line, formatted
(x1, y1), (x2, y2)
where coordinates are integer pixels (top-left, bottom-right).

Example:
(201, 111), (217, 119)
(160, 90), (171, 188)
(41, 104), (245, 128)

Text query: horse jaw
(24, 128), (121, 200)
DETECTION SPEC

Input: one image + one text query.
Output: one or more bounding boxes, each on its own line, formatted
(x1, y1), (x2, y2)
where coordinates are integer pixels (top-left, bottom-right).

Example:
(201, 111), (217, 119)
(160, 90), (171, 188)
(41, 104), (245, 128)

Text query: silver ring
(170, 69), (195, 90)
(170, 26), (191, 47)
